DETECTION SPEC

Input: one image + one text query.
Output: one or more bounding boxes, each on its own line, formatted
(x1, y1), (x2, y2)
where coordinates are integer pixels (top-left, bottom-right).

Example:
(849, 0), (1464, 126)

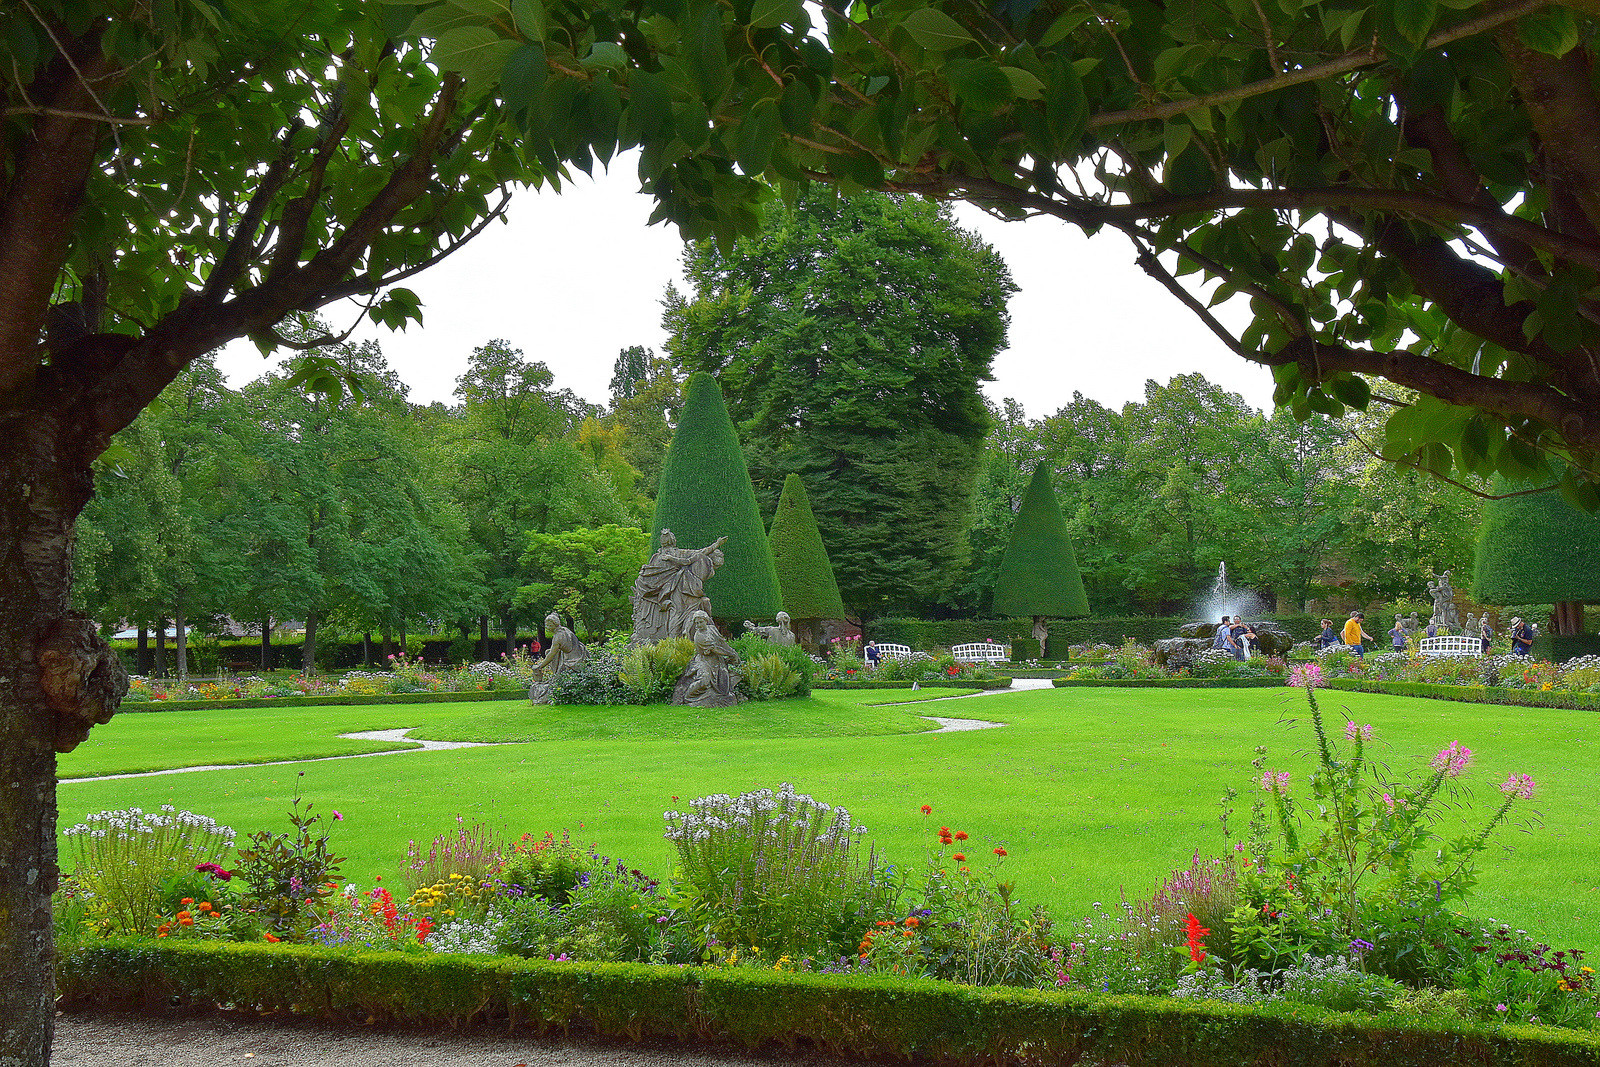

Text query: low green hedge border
(1324, 678), (1600, 711)
(1052, 677), (1286, 688)
(812, 677), (1013, 690)
(118, 689), (530, 713)
(57, 941), (1600, 1066)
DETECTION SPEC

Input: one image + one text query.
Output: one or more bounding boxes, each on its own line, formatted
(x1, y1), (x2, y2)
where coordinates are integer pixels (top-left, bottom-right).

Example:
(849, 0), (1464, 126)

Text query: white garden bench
(874, 643), (914, 660)
(1419, 635), (1481, 657)
(951, 642), (1010, 664)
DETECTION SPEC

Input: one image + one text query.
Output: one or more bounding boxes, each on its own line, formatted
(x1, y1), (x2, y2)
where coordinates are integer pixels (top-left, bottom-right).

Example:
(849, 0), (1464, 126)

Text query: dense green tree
(1474, 477), (1600, 634)
(649, 372), (782, 622)
(518, 525), (650, 637)
(668, 191), (1012, 615)
(604, 347), (682, 503)
(766, 473), (846, 639)
(993, 463), (1089, 630)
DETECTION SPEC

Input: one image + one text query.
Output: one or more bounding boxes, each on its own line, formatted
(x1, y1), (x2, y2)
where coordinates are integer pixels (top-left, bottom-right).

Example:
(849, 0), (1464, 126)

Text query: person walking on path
(1315, 619), (1337, 649)
(1342, 612), (1372, 657)
(1389, 618), (1409, 653)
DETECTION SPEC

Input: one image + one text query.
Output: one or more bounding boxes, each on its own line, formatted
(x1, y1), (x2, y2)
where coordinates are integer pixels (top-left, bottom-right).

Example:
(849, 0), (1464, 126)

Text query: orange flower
(197, 902), (213, 912)
(959, 866), (971, 873)
(263, 932), (281, 943)
(993, 847), (1008, 857)
(180, 898), (195, 905)
(904, 916), (920, 927)
(953, 853), (966, 862)
(954, 831), (968, 841)
(178, 915), (194, 926)
(921, 805), (932, 815)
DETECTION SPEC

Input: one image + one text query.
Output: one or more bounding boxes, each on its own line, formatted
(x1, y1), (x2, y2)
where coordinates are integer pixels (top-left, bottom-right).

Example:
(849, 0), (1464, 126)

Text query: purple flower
(1431, 741), (1472, 777)
(1499, 773), (1536, 799)
(1350, 938), (1375, 954)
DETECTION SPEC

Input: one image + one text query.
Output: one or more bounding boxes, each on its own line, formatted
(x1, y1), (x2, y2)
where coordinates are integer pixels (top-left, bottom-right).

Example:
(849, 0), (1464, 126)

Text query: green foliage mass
(766, 474), (845, 622)
(649, 372), (782, 621)
(668, 191), (1010, 616)
(518, 525), (649, 637)
(993, 462), (1089, 619)
(1473, 478), (1600, 604)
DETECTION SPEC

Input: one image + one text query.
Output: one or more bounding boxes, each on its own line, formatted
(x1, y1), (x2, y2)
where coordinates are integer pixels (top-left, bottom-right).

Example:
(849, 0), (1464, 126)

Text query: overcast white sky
(217, 152), (1276, 417)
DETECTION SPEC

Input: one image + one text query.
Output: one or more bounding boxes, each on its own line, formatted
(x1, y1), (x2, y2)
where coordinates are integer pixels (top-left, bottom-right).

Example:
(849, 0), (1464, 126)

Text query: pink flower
(1430, 741), (1472, 777)
(1382, 793), (1395, 813)
(1288, 663), (1324, 689)
(1344, 720), (1374, 742)
(1259, 770), (1290, 792)
(1499, 774), (1536, 799)
(332, 810), (343, 821)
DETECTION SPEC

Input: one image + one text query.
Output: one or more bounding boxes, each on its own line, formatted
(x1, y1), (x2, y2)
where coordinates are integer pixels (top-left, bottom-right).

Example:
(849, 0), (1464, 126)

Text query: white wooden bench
(874, 643), (914, 660)
(1419, 635), (1481, 657)
(951, 642), (1010, 664)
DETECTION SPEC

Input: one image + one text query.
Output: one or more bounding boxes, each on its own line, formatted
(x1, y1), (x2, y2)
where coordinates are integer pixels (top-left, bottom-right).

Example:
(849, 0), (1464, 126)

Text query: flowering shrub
(63, 805), (236, 936)
(232, 774), (345, 934)
(404, 818), (506, 891)
(663, 784), (894, 960)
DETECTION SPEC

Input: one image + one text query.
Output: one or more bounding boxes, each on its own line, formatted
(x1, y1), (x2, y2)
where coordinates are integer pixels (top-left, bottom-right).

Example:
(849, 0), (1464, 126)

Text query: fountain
(1153, 563), (1293, 669)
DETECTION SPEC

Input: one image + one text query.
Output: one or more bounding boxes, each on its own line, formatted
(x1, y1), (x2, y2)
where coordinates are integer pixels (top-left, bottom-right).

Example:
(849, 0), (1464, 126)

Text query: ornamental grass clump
(63, 804), (236, 936)
(664, 783), (894, 960)
(403, 818), (506, 892)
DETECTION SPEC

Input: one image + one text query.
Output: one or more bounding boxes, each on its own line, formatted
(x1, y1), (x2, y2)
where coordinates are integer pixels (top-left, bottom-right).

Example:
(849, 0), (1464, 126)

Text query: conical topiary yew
(768, 473), (846, 621)
(993, 461), (1089, 619)
(649, 371), (782, 620)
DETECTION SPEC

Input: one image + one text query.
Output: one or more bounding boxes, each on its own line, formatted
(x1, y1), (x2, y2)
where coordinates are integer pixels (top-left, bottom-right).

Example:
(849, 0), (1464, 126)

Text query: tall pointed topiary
(768, 473), (846, 626)
(650, 372), (782, 621)
(1473, 474), (1600, 636)
(994, 462), (1090, 626)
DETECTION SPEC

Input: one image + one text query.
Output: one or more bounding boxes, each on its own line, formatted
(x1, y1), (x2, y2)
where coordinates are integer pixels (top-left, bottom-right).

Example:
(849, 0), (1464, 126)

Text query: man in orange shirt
(1342, 612), (1371, 657)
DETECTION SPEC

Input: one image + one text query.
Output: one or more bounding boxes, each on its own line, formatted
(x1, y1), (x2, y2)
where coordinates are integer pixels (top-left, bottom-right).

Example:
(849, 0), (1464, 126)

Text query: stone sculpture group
(529, 530), (794, 707)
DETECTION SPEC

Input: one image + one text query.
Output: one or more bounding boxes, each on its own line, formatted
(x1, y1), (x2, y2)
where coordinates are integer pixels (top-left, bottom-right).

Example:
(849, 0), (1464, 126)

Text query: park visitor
(1342, 611), (1371, 657)
(1315, 619), (1337, 648)
(1213, 616), (1238, 656)
(1511, 617), (1534, 656)
(864, 640), (880, 668)
(1390, 619), (1408, 652)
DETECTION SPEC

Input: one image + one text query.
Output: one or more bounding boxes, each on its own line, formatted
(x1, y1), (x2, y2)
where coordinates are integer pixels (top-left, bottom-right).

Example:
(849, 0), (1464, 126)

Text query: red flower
(1184, 912), (1211, 964)
(263, 932), (280, 943)
(954, 830), (968, 841)
(939, 826), (952, 836)
(953, 853), (966, 862)
(993, 847), (1008, 857)
(920, 804), (932, 815)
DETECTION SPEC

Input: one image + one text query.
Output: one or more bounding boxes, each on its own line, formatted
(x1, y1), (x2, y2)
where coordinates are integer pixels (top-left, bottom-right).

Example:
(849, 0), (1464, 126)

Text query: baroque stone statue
(631, 530), (727, 643)
(744, 611), (796, 646)
(672, 610), (744, 707)
(1427, 570), (1459, 633)
(528, 612), (586, 704)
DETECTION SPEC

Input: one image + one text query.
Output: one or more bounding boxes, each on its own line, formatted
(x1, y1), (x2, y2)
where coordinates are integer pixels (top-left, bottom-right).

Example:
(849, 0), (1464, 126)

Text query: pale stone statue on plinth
(1032, 616), (1048, 658)
(529, 612), (587, 704)
(744, 611), (796, 646)
(631, 530), (727, 643)
(672, 610), (744, 707)
(1427, 570), (1460, 633)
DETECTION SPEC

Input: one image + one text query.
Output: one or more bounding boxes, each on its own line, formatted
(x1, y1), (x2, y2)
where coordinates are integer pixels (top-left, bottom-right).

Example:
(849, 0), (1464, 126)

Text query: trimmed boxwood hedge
(1052, 677), (1286, 688)
(118, 690), (530, 713)
(812, 677), (1013, 690)
(1324, 678), (1600, 711)
(56, 940), (1600, 1066)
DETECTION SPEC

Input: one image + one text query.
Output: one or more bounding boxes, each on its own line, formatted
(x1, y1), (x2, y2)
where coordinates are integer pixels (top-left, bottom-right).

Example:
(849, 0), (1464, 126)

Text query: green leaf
(901, 8), (977, 51)
(446, 0), (510, 17)
(1517, 7), (1578, 56)
(431, 26), (502, 73)
(1046, 54), (1087, 146)
(1327, 374), (1371, 409)
(1040, 7), (1093, 46)
(511, 0), (545, 41)
(582, 41), (628, 71)
(749, 0), (802, 30)
(779, 79), (815, 135)
(734, 99), (780, 175)
(624, 70), (671, 145)
(689, 4), (731, 99)
(944, 59), (1012, 112)
(1387, 0), (1436, 45)
(500, 43), (545, 113)
(1000, 66), (1046, 100)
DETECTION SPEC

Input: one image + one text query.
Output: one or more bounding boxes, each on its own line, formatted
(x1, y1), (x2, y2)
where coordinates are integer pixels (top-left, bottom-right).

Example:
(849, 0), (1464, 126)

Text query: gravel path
(53, 1009), (861, 1067)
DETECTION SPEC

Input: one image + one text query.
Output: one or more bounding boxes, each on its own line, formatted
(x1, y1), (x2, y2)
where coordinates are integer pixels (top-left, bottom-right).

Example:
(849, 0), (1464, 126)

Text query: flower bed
(1324, 678), (1600, 712)
(813, 677), (1012, 690)
(1052, 677), (1285, 688)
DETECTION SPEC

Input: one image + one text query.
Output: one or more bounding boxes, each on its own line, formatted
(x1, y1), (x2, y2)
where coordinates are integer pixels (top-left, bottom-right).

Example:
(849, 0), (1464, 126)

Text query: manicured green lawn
(56, 686), (1599, 954)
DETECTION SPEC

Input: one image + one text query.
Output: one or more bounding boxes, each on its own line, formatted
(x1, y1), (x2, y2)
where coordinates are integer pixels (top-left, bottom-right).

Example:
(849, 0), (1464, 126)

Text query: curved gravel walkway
(52, 1009), (859, 1067)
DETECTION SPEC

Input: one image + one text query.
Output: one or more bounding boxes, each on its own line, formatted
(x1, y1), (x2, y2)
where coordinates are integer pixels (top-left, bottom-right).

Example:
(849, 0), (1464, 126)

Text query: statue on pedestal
(631, 530), (727, 643)
(744, 611), (796, 646)
(528, 612), (586, 704)
(1427, 570), (1460, 633)
(673, 610), (744, 707)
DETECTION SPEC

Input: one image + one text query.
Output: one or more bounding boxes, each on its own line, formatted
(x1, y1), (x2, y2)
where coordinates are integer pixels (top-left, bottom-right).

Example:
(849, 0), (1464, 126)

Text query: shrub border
(812, 677), (1013, 690)
(118, 690), (530, 713)
(1051, 677), (1285, 688)
(1324, 678), (1600, 711)
(56, 940), (1600, 1067)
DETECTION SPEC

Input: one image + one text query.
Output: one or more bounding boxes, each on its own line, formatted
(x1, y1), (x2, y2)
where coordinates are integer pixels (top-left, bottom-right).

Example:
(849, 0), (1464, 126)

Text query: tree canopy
(425, 0), (1600, 502)
(666, 189), (1012, 615)
(993, 462), (1090, 619)
(649, 371), (783, 621)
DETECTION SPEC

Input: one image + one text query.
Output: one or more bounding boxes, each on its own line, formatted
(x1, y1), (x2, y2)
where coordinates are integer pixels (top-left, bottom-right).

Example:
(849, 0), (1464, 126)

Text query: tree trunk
(478, 615), (488, 661)
(137, 624), (149, 675)
(261, 617), (272, 671)
(302, 614), (319, 674)
(0, 413), (128, 1067)
(1553, 600), (1585, 636)
(174, 592), (188, 683)
(362, 631), (372, 667)
(154, 617), (167, 679)
(503, 615), (516, 659)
